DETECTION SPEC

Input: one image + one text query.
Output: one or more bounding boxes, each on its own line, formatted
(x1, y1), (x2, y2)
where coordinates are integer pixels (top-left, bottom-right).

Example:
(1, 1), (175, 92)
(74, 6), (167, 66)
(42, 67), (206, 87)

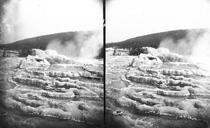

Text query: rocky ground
(0, 49), (104, 128)
(106, 47), (210, 128)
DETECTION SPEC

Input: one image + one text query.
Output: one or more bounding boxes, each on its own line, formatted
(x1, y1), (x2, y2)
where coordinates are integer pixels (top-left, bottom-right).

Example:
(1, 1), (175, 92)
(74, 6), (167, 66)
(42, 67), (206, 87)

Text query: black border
(103, 0), (106, 127)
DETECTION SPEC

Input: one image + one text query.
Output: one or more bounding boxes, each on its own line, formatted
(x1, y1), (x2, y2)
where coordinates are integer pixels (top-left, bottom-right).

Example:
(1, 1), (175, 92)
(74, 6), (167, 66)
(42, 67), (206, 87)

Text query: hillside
(106, 29), (205, 50)
(0, 31), (104, 58)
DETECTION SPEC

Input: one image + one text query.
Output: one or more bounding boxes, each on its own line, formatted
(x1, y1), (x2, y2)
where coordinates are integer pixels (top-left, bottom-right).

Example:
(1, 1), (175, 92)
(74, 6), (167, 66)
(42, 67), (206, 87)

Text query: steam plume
(47, 31), (102, 59)
(1, 0), (102, 43)
(159, 29), (204, 55)
(159, 29), (210, 72)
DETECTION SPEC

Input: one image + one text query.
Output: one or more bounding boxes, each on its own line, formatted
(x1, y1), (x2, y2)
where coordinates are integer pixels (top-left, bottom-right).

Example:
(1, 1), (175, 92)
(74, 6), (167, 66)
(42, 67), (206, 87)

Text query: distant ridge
(0, 31), (94, 50)
(0, 31), (104, 58)
(106, 29), (205, 49)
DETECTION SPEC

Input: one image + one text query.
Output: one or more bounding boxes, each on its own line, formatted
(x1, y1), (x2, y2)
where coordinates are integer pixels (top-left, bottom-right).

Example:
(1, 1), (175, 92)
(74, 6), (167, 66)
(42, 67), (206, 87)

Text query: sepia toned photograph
(0, 0), (104, 128)
(106, 0), (210, 128)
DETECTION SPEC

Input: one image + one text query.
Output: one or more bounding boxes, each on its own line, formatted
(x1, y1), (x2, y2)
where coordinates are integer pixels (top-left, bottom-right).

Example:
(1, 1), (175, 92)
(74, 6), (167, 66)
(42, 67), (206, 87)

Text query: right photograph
(106, 0), (210, 128)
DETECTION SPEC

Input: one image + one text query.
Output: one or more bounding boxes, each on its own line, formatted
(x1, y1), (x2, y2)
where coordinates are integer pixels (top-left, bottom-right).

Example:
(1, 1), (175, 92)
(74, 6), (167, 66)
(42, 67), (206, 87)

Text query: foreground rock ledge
(0, 49), (104, 128)
(106, 47), (210, 128)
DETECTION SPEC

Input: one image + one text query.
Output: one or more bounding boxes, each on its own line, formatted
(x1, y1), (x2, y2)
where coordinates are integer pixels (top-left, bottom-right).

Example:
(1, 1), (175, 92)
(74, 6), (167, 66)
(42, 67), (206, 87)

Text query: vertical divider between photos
(103, 0), (106, 127)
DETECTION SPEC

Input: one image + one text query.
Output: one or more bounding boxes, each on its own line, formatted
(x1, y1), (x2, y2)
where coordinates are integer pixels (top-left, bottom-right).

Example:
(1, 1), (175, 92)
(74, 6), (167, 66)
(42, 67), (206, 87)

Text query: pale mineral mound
(30, 49), (77, 64)
(106, 47), (210, 128)
(0, 49), (104, 128)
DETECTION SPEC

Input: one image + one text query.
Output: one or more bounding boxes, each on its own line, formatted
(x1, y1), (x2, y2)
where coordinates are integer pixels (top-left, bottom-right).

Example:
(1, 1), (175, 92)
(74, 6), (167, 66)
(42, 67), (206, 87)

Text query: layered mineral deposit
(106, 47), (210, 128)
(0, 49), (104, 128)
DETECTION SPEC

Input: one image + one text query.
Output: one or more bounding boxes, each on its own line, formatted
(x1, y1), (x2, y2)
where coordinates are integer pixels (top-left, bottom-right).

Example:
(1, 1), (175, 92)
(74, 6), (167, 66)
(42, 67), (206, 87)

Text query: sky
(0, 0), (102, 43)
(107, 0), (210, 43)
(1, 0), (210, 43)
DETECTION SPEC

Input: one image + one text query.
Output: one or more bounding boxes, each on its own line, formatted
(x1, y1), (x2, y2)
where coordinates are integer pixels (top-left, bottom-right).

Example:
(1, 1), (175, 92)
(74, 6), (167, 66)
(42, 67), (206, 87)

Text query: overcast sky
(0, 0), (102, 43)
(1, 0), (210, 43)
(107, 0), (210, 43)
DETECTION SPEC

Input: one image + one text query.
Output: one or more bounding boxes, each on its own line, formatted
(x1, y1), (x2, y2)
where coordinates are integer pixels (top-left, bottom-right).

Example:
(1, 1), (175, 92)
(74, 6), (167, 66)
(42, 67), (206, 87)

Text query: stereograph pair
(0, 0), (210, 128)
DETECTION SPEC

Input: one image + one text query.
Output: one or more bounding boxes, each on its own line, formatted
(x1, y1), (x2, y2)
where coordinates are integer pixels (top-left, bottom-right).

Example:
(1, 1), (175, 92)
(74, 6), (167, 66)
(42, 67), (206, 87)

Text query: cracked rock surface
(106, 47), (210, 128)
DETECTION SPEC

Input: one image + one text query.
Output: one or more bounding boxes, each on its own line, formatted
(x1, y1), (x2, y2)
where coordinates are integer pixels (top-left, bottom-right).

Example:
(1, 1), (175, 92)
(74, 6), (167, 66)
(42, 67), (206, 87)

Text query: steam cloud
(159, 29), (210, 72)
(0, 0), (102, 43)
(189, 31), (210, 71)
(159, 30), (204, 55)
(0, 0), (102, 59)
(47, 31), (102, 59)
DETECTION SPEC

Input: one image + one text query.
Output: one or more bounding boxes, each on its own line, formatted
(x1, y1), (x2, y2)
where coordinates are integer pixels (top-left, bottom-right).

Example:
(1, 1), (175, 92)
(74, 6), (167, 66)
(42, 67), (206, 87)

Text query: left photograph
(0, 0), (104, 128)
